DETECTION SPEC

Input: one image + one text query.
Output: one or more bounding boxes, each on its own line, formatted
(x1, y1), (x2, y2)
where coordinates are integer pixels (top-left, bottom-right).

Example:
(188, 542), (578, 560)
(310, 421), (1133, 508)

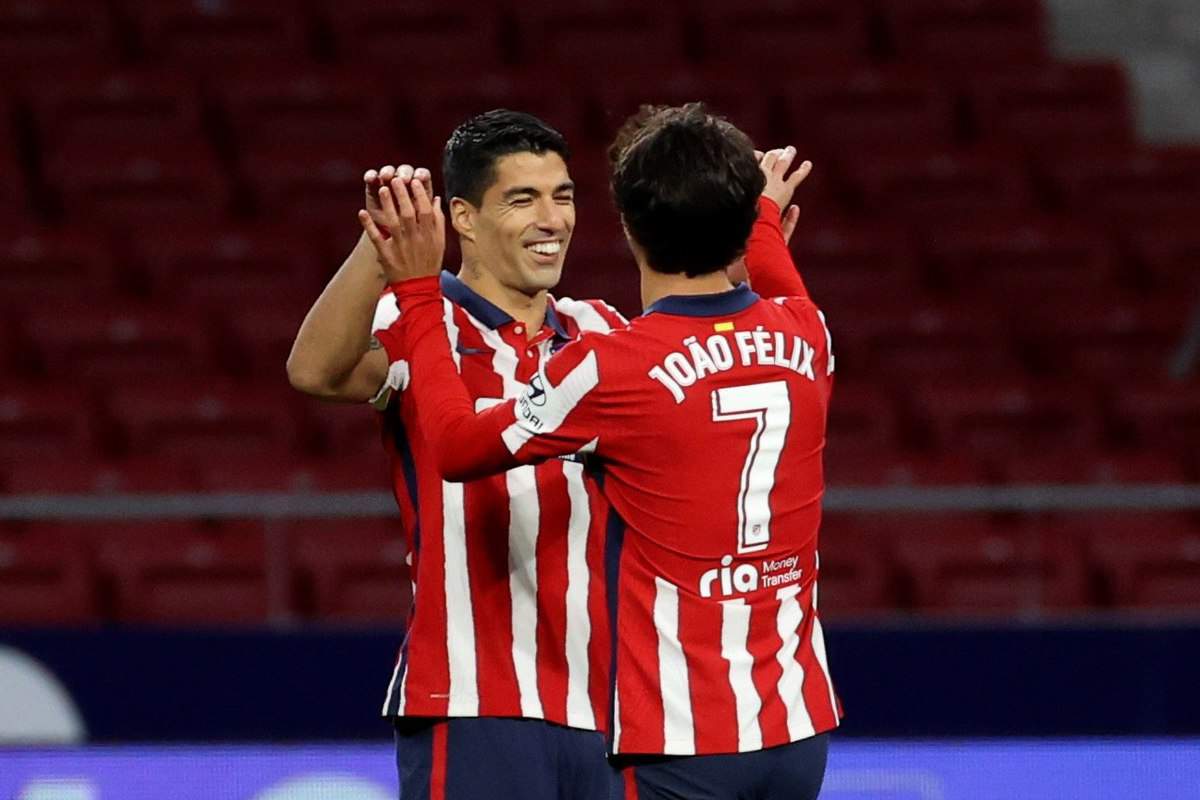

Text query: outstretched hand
(358, 169), (445, 284)
(755, 147), (812, 245)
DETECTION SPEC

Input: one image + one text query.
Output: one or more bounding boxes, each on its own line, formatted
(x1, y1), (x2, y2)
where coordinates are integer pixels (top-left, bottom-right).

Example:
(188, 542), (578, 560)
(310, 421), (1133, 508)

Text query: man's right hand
(363, 164), (432, 230)
(757, 147), (813, 245)
(359, 169), (445, 284)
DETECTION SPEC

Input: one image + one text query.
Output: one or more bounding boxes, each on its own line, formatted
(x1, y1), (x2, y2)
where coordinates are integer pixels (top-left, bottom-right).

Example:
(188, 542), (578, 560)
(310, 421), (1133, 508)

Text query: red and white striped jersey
(391, 202), (842, 756)
(370, 271), (626, 731)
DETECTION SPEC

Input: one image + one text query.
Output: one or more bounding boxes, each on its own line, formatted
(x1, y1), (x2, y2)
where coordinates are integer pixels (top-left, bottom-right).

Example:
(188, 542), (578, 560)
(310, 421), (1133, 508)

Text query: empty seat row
(3, 510), (1198, 625)
(0, 0), (1048, 73)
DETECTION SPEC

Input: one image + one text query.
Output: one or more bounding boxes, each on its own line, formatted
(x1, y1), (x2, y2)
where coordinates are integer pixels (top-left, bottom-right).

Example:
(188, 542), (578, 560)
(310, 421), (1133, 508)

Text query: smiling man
(288, 110), (625, 800)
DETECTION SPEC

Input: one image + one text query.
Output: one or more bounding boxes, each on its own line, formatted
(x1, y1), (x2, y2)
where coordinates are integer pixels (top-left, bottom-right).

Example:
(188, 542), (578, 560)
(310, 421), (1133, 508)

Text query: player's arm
(737, 148), (812, 300)
(360, 174), (602, 482)
(286, 166), (428, 402)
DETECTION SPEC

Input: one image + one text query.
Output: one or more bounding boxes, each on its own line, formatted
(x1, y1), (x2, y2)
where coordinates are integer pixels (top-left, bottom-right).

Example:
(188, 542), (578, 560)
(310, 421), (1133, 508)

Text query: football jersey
(390, 201), (842, 756)
(370, 271), (626, 731)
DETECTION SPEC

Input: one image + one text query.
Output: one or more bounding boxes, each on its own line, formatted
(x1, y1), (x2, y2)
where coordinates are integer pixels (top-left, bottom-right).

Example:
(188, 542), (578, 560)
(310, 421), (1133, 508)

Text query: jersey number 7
(711, 381), (792, 554)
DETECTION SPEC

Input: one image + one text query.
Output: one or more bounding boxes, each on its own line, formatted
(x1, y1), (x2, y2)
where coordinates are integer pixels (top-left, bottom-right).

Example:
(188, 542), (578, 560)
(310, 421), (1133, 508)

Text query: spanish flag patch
(713, 321), (735, 332)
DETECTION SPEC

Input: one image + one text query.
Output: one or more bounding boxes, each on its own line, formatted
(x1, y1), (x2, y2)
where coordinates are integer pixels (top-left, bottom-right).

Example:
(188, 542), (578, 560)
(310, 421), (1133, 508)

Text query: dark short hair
(442, 109), (570, 206)
(610, 103), (764, 277)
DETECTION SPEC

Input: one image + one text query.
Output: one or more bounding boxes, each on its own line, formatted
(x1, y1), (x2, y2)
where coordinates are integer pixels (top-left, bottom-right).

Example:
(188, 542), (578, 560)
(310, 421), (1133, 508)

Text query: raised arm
(286, 165), (430, 402)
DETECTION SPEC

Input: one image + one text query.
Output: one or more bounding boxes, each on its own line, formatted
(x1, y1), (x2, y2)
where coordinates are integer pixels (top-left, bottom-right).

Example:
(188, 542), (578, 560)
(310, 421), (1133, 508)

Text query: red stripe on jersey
(798, 597), (839, 733)
(615, 548), (668, 753)
(622, 766), (638, 800)
(534, 461), (570, 725)
(430, 721), (448, 800)
(585, 481), (612, 732)
(747, 596), (790, 746)
(681, 594), (735, 754)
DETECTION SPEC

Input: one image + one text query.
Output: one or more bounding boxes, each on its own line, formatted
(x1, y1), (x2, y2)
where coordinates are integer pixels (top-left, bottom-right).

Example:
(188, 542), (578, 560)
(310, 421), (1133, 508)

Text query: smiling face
(452, 150), (575, 296)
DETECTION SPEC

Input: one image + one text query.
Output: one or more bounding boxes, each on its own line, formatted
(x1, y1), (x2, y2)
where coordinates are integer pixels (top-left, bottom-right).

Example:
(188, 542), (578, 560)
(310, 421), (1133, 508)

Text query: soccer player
(288, 111), (625, 799)
(361, 104), (839, 800)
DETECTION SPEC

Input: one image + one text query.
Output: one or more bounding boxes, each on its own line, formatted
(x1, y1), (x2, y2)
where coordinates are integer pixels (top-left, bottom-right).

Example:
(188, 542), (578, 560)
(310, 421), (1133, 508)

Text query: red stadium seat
(3, 456), (199, 495)
(1073, 513), (1200, 610)
(0, 226), (120, 307)
(924, 217), (1119, 296)
(0, 383), (99, 461)
(813, 514), (897, 616)
(590, 70), (774, 147)
(20, 305), (214, 383)
(510, 0), (687, 70)
(879, 0), (1047, 70)
(1044, 146), (1200, 221)
(97, 521), (274, 624)
(823, 382), (903, 453)
(45, 140), (231, 224)
(835, 302), (1019, 381)
(0, 129), (31, 220)
(240, 146), (370, 223)
(1018, 295), (1191, 384)
(692, 0), (870, 69)
(302, 399), (386, 456)
(792, 220), (924, 311)
(125, 0), (312, 67)
(0, 528), (96, 624)
(881, 514), (1089, 614)
(911, 379), (1103, 457)
(964, 62), (1134, 148)
(21, 70), (204, 151)
(196, 452), (390, 492)
(779, 71), (957, 152)
(107, 381), (302, 458)
(405, 73), (588, 153)
(0, 0), (119, 72)
(132, 224), (326, 304)
(289, 518), (411, 622)
(823, 450), (993, 489)
(215, 301), (315, 380)
(211, 69), (404, 154)
(321, 0), (506, 72)
(998, 449), (1189, 485)
(845, 149), (1036, 220)
(1109, 383), (1200, 456)
(1125, 224), (1200, 292)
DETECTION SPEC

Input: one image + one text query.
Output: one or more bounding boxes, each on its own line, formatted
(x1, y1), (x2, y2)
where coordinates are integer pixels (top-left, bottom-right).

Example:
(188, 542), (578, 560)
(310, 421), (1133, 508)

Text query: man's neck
(457, 261), (547, 339)
(640, 262), (738, 310)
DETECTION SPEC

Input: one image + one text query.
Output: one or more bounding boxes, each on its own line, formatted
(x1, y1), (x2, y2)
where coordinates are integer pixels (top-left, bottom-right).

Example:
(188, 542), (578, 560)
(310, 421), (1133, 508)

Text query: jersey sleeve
(744, 197), (810, 300)
(394, 277), (606, 482)
(367, 291), (411, 409)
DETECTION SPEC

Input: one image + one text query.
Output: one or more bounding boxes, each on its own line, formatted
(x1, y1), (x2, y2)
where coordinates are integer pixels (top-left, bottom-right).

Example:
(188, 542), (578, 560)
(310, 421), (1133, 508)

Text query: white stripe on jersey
(507, 465), (545, 719)
(816, 309), (835, 375)
(443, 480), (479, 715)
(720, 598), (764, 752)
(654, 577), (696, 755)
(775, 584), (816, 740)
(553, 296), (625, 332)
(469, 320), (547, 719)
(381, 652), (405, 715)
(563, 460), (596, 729)
(612, 677), (622, 752)
(811, 615), (839, 721)
(444, 297), (462, 373)
(501, 350), (600, 454)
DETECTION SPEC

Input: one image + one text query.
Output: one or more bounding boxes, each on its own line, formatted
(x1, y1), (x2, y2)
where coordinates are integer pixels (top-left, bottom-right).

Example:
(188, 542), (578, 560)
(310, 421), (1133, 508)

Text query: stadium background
(1, 0), (1198, 797)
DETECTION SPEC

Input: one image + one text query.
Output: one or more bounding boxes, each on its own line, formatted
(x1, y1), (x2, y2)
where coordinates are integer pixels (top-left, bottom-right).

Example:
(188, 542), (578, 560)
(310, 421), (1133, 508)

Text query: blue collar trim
(643, 283), (759, 318)
(440, 271), (570, 340)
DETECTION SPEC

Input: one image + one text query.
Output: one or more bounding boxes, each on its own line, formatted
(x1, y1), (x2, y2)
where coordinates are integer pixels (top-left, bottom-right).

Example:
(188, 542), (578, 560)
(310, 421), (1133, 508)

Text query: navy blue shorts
(393, 716), (611, 800)
(609, 734), (829, 800)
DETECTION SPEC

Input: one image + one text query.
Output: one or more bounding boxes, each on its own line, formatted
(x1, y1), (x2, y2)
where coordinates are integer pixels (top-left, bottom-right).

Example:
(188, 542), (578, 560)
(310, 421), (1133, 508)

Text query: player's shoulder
(551, 294), (629, 334)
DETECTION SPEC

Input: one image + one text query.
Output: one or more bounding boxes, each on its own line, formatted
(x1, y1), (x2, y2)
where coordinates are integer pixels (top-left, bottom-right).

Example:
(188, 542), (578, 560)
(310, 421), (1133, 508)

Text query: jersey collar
(440, 270), (569, 339)
(643, 282), (759, 318)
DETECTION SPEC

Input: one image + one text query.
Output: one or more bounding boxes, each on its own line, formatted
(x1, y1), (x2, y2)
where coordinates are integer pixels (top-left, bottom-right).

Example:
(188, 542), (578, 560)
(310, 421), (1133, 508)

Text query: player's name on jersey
(648, 327), (820, 404)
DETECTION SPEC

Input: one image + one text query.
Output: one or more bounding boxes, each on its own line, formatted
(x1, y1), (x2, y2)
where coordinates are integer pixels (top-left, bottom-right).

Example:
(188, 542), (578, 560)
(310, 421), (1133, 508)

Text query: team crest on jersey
(527, 374), (547, 406)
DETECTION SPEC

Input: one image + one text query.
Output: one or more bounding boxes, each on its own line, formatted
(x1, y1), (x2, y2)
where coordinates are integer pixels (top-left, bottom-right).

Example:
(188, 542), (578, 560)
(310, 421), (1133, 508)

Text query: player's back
(580, 284), (841, 756)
